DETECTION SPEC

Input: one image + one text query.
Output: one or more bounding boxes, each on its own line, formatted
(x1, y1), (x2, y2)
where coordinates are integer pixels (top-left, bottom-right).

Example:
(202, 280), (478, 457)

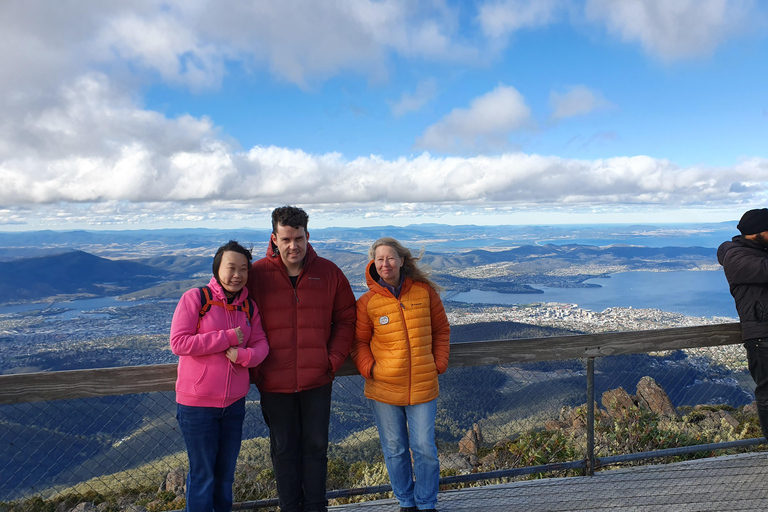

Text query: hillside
(0, 251), (174, 304)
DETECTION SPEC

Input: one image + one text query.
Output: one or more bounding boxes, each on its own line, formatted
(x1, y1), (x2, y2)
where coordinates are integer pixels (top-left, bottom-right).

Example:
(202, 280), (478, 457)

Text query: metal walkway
(330, 452), (768, 512)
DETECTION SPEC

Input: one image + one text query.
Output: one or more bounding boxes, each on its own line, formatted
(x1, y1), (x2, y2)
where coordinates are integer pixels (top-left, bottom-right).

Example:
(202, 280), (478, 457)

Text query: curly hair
(369, 237), (443, 293)
(271, 205), (309, 233)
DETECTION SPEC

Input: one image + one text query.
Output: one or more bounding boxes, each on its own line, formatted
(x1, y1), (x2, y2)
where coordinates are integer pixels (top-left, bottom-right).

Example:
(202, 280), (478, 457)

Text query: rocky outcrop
(458, 423), (483, 457)
(688, 405), (740, 430)
(602, 387), (635, 417)
(636, 376), (678, 418)
(159, 466), (186, 495)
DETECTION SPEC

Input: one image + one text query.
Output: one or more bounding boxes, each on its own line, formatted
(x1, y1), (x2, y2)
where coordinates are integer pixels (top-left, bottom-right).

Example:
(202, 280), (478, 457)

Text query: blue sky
(0, 0), (767, 230)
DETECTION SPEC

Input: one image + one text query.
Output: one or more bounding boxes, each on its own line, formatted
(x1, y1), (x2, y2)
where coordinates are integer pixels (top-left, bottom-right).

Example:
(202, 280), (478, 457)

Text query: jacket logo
(379, 316), (390, 325)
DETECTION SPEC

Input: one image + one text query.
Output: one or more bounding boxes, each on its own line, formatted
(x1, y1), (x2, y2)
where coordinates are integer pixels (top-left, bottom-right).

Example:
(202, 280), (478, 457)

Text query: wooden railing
(0, 322), (743, 405)
(1, 321), (755, 507)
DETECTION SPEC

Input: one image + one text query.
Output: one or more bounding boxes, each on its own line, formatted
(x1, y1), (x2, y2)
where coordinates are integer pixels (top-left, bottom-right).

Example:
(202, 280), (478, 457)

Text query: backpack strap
(242, 297), (254, 325)
(197, 285), (254, 330)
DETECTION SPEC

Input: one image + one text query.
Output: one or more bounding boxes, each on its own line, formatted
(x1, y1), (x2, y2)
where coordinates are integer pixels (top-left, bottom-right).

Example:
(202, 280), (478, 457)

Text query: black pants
(260, 382), (333, 512)
(745, 339), (768, 440)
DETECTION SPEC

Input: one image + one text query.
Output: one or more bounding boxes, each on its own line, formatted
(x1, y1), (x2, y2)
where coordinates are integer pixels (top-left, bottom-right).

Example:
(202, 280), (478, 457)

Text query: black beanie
(738, 208), (768, 235)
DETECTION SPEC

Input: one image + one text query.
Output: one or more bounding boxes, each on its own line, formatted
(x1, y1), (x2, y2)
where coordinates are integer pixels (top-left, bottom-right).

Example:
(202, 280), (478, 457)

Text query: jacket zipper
(223, 307), (235, 407)
(292, 270), (301, 392)
(398, 300), (412, 404)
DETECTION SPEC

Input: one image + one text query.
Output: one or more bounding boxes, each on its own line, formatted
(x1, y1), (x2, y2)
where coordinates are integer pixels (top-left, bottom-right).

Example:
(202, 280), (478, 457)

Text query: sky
(0, 0), (767, 231)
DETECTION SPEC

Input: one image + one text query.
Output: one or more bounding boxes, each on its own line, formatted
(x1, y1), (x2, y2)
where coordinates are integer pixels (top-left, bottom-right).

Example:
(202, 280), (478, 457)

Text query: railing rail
(0, 322), (743, 405)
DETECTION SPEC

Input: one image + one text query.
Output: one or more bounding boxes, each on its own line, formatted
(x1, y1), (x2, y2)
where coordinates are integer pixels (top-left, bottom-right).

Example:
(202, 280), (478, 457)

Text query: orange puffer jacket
(352, 261), (450, 406)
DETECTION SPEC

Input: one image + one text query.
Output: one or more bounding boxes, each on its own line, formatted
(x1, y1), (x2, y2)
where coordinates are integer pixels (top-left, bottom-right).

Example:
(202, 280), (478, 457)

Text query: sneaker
(400, 508), (418, 512)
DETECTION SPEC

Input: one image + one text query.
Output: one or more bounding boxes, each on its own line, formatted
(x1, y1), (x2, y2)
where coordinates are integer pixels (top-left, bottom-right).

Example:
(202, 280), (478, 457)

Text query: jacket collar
(731, 235), (768, 251)
(207, 276), (249, 305)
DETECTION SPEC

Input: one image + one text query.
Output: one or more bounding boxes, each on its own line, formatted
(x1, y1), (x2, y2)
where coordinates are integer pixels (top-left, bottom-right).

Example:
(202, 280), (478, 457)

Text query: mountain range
(0, 223), (732, 305)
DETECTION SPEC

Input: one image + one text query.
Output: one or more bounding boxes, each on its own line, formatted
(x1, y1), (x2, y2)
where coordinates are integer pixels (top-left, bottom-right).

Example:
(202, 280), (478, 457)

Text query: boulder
(458, 423), (483, 456)
(602, 387), (636, 418)
(636, 376), (678, 418)
(160, 467), (186, 495)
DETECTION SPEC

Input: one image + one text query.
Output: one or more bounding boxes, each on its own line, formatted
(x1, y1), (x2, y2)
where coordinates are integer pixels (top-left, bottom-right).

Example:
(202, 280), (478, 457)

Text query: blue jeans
(177, 398), (246, 512)
(260, 382), (333, 512)
(371, 398), (439, 510)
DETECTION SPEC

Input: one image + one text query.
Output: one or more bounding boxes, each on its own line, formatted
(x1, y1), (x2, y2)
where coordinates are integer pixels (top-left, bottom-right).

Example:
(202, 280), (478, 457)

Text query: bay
(0, 296), (148, 319)
(451, 269), (737, 319)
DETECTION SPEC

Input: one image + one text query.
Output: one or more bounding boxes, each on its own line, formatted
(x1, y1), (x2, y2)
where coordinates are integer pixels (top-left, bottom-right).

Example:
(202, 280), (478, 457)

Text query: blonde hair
(369, 237), (443, 293)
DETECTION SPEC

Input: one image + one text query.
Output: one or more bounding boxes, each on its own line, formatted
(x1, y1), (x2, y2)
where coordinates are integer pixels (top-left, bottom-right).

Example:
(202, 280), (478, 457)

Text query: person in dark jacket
(246, 206), (356, 512)
(718, 208), (768, 440)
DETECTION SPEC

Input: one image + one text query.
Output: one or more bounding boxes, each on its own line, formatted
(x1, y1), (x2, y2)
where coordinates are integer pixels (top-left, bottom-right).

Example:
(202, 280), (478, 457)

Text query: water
(2, 270), (738, 321)
(0, 296), (145, 319)
(451, 269), (737, 319)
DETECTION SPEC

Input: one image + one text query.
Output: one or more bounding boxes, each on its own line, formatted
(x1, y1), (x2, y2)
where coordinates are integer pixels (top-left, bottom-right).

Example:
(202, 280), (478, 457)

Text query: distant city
(0, 222), (741, 374)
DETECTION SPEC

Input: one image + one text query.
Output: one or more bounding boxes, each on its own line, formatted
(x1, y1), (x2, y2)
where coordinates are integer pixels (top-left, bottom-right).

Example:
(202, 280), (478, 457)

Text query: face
(374, 245), (403, 287)
(218, 251), (249, 294)
(272, 223), (309, 271)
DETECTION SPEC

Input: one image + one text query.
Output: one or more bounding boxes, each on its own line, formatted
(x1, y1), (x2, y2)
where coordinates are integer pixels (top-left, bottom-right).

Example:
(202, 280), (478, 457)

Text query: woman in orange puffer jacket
(352, 237), (450, 512)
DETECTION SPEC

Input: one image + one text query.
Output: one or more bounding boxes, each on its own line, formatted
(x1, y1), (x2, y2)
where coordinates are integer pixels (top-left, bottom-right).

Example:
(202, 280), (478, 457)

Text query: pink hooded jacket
(171, 276), (269, 408)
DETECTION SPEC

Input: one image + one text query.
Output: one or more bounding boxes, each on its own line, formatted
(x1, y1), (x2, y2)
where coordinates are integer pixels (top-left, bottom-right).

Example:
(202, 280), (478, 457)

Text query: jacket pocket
(755, 302), (768, 322)
(192, 364), (216, 396)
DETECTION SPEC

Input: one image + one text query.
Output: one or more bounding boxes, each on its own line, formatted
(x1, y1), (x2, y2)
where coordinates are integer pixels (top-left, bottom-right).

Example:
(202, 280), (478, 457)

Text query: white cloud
(585, 0), (758, 61)
(3, 94), (768, 226)
(0, 0), (760, 105)
(550, 85), (612, 120)
(388, 78), (438, 117)
(476, 0), (762, 61)
(477, 0), (563, 41)
(0, 0), (480, 96)
(3, 74), (764, 224)
(416, 84), (532, 152)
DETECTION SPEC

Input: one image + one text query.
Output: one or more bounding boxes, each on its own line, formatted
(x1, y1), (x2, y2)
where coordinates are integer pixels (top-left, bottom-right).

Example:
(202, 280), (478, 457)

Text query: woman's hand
(234, 326), (244, 344)
(226, 346), (239, 363)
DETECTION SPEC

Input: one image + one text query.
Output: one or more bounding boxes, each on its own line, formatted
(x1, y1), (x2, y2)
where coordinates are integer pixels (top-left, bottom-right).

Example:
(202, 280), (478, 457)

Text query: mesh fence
(0, 343), (762, 511)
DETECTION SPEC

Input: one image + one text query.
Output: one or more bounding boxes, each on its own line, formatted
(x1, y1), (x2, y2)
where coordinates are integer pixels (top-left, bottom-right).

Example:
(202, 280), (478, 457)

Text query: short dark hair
(212, 240), (253, 281)
(271, 205), (309, 233)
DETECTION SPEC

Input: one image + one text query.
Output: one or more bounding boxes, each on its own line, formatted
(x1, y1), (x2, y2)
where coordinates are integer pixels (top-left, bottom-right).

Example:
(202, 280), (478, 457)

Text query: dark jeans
(260, 383), (332, 512)
(745, 339), (768, 440)
(176, 398), (246, 512)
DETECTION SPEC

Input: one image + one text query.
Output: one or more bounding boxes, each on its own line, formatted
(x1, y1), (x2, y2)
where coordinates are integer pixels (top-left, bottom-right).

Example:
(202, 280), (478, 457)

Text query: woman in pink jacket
(170, 240), (269, 512)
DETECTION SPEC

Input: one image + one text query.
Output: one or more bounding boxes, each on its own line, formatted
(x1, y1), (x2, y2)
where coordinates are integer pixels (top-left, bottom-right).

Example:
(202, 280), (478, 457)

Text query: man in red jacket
(247, 205), (356, 512)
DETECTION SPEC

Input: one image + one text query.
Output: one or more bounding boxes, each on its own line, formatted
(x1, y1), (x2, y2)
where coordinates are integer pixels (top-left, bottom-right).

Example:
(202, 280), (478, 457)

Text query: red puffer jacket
(247, 241), (356, 393)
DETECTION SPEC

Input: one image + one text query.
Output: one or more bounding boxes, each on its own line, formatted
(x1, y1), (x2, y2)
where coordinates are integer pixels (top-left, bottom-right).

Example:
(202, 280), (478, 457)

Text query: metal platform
(330, 452), (768, 512)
